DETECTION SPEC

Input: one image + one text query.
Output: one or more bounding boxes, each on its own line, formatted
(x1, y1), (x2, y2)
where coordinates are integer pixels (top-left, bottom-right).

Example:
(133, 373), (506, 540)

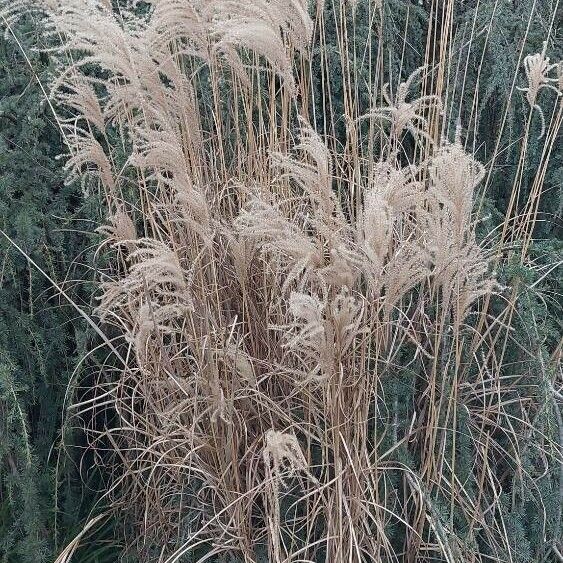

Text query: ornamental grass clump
(2, 0), (561, 561)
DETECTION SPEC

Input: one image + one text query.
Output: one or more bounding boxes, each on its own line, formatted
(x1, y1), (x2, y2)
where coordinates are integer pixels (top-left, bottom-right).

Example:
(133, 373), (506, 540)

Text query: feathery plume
(263, 429), (310, 486)
(360, 66), (442, 143)
(518, 42), (561, 138)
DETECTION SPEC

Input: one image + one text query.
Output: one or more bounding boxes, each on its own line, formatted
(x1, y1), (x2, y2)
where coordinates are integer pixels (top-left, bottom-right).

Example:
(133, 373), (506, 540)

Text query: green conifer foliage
(0, 1), (560, 561)
(0, 15), (104, 562)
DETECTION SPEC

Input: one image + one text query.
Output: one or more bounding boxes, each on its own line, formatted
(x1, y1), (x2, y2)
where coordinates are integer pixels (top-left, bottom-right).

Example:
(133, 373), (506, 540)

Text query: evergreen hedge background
(0, 1), (560, 561)
(0, 14), (116, 562)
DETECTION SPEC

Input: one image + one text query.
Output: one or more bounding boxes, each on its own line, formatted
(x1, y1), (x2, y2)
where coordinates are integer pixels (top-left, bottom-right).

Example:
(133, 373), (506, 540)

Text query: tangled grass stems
(1, 0), (561, 561)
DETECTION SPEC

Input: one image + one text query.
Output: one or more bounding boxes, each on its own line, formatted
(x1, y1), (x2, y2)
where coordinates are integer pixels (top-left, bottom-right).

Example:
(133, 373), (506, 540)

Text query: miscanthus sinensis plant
(2, 0), (561, 561)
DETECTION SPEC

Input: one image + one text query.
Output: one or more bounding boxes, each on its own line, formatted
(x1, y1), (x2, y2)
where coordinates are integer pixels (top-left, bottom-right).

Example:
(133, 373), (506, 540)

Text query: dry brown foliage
(4, 0), (561, 561)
